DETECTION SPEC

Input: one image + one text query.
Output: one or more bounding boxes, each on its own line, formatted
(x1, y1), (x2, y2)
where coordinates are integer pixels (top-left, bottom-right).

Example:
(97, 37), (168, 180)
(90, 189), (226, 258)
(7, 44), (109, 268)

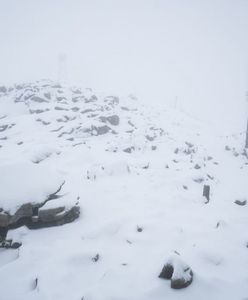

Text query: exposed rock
(28, 205), (80, 229)
(92, 254), (100, 262)
(146, 135), (155, 141)
(0, 182), (80, 243)
(159, 255), (193, 289)
(29, 108), (49, 114)
(92, 125), (112, 136)
(100, 115), (120, 126)
(31, 96), (48, 103)
(234, 199), (247, 206)
(123, 147), (135, 153)
(55, 106), (69, 111)
(0, 86), (7, 93)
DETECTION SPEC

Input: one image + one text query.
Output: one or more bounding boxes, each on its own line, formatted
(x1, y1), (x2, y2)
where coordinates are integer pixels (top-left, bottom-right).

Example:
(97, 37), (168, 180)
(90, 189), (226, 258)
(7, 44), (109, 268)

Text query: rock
(0, 125), (8, 132)
(92, 125), (112, 135)
(100, 115), (120, 126)
(92, 254), (100, 262)
(234, 199), (247, 206)
(29, 109), (49, 114)
(31, 96), (48, 103)
(55, 106), (69, 111)
(159, 255), (193, 289)
(145, 135), (155, 141)
(0, 181), (80, 245)
(0, 239), (22, 249)
(0, 86), (7, 93)
(28, 205), (80, 229)
(123, 147), (135, 153)
(104, 96), (119, 106)
(194, 164), (201, 169)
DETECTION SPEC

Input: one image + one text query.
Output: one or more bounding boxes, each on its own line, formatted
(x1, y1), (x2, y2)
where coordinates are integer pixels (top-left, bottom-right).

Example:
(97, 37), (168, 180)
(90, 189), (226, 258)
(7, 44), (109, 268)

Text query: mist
(0, 0), (248, 130)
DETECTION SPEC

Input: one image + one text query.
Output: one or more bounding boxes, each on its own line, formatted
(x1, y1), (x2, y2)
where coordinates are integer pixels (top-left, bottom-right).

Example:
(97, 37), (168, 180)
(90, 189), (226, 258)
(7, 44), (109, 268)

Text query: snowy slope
(0, 80), (248, 300)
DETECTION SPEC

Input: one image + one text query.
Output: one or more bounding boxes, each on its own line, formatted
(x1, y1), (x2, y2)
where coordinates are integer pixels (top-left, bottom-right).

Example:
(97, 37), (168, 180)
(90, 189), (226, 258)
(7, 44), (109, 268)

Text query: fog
(0, 0), (248, 131)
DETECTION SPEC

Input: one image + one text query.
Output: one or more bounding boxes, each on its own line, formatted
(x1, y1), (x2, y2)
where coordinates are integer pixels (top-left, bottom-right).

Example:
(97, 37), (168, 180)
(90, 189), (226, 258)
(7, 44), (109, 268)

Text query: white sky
(0, 0), (248, 131)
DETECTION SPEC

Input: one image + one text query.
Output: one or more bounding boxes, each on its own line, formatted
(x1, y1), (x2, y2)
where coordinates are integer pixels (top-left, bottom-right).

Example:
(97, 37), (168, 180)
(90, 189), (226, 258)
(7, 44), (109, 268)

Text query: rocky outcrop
(159, 254), (193, 289)
(0, 182), (80, 243)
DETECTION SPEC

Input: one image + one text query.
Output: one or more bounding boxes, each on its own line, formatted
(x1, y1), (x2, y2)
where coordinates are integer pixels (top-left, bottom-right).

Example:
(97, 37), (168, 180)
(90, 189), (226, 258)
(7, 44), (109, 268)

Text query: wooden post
(203, 185), (210, 203)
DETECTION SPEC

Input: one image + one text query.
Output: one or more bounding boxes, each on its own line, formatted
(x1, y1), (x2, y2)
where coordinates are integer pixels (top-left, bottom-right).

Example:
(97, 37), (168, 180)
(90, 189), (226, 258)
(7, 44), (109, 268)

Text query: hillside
(0, 80), (248, 300)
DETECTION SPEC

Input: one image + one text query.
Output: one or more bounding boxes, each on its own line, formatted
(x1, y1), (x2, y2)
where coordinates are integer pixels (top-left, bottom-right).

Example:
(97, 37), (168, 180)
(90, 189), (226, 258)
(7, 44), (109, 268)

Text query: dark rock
(203, 185), (210, 203)
(145, 135), (155, 141)
(0, 182), (80, 241)
(159, 255), (193, 289)
(29, 109), (49, 114)
(92, 254), (100, 262)
(100, 115), (120, 126)
(0, 239), (22, 249)
(194, 164), (201, 169)
(55, 106), (69, 111)
(92, 125), (111, 135)
(234, 199), (247, 206)
(123, 147), (135, 153)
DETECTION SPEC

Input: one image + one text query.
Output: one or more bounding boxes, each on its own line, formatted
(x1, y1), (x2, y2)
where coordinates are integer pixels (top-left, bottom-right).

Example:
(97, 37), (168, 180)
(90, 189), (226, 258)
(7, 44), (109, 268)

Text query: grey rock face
(0, 182), (80, 243)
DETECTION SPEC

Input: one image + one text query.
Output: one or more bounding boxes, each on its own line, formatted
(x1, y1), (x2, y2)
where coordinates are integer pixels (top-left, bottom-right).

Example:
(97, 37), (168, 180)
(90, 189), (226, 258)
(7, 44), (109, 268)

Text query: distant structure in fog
(58, 53), (68, 83)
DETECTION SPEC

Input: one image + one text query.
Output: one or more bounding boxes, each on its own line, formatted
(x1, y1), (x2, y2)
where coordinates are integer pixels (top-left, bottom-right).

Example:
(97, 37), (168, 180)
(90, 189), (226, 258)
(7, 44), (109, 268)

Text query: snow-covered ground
(0, 80), (248, 300)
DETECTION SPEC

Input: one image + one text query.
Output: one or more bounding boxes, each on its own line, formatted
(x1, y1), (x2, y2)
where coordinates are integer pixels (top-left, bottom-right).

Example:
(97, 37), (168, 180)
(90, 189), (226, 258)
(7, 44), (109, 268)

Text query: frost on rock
(159, 254), (193, 289)
(0, 162), (80, 244)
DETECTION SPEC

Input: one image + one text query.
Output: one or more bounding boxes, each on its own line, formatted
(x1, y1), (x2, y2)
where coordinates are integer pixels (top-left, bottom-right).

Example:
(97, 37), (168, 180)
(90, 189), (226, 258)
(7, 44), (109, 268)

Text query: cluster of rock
(0, 80), (163, 154)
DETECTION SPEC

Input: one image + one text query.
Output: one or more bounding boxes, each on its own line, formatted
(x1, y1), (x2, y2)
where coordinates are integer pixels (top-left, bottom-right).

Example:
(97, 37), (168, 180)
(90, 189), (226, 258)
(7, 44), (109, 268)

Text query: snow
(0, 81), (248, 299)
(0, 162), (64, 213)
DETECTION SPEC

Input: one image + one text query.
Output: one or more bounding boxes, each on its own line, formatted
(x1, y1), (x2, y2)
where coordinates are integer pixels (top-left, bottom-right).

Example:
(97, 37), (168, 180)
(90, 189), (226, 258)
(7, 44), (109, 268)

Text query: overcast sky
(0, 0), (248, 130)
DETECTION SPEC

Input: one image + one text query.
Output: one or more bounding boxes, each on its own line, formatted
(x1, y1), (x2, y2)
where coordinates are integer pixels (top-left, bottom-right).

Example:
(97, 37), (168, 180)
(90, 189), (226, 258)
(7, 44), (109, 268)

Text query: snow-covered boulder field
(0, 80), (248, 300)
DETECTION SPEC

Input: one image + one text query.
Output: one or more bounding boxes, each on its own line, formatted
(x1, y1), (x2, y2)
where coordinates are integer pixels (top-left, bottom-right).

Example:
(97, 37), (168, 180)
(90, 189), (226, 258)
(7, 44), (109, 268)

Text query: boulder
(159, 254), (193, 289)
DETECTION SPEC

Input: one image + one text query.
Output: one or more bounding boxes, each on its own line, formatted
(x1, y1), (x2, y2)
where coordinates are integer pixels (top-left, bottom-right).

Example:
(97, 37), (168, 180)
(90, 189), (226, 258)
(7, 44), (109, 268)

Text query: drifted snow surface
(0, 80), (248, 300)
